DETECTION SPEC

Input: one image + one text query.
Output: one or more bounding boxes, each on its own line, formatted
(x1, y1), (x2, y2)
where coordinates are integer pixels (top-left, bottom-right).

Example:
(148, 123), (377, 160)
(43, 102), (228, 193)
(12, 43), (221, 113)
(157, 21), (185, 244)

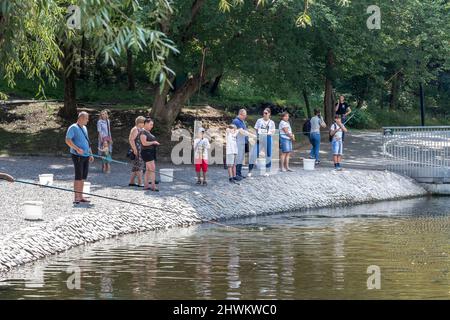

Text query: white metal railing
(382, 126), (450, 183)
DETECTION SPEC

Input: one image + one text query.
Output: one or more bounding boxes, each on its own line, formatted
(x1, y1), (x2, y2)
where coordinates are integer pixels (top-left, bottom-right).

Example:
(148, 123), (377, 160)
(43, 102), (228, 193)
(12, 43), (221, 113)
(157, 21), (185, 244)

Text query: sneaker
(287, 168), (295, 172)
(229, 178), (237, 184)
(247, 172), (252, 178)
(233, 176), (243, 181)
(237, 175), (246, 179)
(315, 160), (321, 165)
(263, 173), (270, 177)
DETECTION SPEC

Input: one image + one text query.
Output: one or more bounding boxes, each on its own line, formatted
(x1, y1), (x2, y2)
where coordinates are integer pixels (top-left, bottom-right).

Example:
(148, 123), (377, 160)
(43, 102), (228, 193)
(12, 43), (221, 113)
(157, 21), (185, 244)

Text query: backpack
(302, 119), (311, 136)
(329, 122), (341, 142)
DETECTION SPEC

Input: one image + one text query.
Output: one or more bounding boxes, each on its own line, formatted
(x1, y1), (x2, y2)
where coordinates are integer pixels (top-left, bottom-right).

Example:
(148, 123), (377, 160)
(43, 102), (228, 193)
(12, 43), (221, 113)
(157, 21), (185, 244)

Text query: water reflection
(0, 197), (449, 299)
(333, 221), (346, 291)
(226, 240), (241, 299)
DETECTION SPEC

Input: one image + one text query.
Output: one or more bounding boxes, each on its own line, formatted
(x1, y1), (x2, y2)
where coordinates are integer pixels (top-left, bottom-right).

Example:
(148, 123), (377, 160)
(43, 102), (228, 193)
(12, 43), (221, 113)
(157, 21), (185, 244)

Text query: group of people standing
(63, 95), (352, 203)
(65, 111), (160, 204)
(194, 95), (352, 185)
(307, 95), (351, 168)
(128, 116), (160, 192)
(222, 108), (298, 184)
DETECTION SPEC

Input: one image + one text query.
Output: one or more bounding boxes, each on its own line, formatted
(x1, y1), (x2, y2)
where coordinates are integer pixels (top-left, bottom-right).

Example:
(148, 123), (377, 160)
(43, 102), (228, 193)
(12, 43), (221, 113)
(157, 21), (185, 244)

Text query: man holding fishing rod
(65, 111), (94, 205)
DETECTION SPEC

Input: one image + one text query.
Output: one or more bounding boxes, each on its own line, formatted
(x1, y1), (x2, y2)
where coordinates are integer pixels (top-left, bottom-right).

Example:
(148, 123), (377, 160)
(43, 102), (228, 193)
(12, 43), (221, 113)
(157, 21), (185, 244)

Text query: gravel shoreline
(0, 156), (426, 276)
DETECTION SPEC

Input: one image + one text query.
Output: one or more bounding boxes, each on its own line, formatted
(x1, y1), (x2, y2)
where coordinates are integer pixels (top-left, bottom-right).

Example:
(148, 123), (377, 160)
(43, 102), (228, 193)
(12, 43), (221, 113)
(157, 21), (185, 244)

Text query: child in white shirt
(226, 124), (255, 183)
(193, 128), (210, 185)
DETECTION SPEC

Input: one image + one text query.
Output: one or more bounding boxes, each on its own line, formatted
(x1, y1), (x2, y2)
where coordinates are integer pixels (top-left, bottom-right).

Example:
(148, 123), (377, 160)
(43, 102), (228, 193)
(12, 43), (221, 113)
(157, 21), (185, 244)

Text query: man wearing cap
(65, 111), (94, 204)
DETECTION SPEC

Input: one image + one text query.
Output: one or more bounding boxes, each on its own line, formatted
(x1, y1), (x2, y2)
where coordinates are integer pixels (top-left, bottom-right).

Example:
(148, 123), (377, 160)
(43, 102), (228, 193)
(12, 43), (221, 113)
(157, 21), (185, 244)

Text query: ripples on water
(0, 197), (449, 299)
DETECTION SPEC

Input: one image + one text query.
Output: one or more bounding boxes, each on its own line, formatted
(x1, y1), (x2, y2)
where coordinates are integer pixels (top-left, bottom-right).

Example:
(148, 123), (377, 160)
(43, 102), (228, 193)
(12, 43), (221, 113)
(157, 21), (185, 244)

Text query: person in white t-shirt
(248, 108), (276, 177)
(309, 108), (327, 165)
(279, 112), (295, 172)
(226, 124), (255, 183)
(193, 128), (210, 185)
(329, 115), (348, 171)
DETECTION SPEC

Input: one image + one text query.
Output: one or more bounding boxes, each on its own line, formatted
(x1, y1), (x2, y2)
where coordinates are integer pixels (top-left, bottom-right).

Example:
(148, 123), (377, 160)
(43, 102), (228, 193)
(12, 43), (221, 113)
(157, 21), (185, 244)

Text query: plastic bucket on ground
(256, 158), (266, 175)
(83, 182), (91, 194)
(23, 201), (44, 221)
(303, 159), (315, 171)
(38, 174), (53, 186)
(159, 169), (174, 183)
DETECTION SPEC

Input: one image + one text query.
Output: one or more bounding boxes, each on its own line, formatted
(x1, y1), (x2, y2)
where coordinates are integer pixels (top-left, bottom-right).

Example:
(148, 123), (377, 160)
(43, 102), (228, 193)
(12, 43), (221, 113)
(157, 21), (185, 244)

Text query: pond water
(0, 197), (449, 300)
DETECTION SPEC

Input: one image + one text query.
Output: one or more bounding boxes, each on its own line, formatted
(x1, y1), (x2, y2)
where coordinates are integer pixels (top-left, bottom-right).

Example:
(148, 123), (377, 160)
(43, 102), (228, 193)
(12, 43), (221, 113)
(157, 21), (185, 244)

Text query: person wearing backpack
(309, 109), (326, 165)
(329, 114), (348, 171)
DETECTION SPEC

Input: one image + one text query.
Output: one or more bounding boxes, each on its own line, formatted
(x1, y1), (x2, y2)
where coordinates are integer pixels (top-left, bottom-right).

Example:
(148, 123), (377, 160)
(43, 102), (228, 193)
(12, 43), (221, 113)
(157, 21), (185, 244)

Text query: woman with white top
(279, 112), (295, 172)
(248, 108), (276, 177)
(309, 108), (327, 165)
(97, 110), (112, 155)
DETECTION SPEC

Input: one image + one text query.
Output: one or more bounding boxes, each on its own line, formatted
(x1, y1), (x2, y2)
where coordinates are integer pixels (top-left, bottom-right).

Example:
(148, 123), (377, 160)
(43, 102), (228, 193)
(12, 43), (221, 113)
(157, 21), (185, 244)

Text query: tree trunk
(0, 13), (5, 46)
(389, 73), (402, 111)
(302, 88), (311, 118)
(151, 74), (204, 132)
(60, 43), (77, 120)
(209, 74), (222, 95)
(79, 34), (87, 80)
(126, 49), (136, 91)
(323, 49), (335, 125)
(356, 86), (368, 109)
(379, 87), (384, 110)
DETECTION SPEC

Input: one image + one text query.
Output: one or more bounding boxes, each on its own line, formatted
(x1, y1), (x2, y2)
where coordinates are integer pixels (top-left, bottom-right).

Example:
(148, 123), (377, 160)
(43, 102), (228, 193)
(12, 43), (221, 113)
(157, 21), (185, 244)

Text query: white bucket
(303, 159), (315, 171)
(38, 174), (53, 186)
(83, 182), (91, 194)
(159, 169), (174, 183)
(256, 158), (266, 175)
(23, 201), (44, 221)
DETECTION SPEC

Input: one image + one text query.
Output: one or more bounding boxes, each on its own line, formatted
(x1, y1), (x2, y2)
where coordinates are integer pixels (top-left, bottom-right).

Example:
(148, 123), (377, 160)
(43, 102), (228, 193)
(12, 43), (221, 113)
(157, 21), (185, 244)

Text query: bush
(346, 108), (376, 128)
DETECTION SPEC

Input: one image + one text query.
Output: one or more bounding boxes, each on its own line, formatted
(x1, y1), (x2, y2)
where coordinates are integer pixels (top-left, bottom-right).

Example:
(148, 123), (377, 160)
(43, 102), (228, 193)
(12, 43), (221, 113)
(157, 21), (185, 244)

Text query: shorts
(226, 153), (237, 166)
(195, 159), (208, 173)
(100, 152), (112, 164)
(141, 149), (156, 163)
(332, 140), (343, 155)
(71, 154), (90, 180)
(280, 138), (293, 153)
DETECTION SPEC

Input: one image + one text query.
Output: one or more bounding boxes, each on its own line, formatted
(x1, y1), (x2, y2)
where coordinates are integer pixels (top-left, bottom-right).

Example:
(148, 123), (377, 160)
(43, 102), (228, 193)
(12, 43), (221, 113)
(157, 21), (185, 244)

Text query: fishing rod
(282, 104), (369, 136)
(88, 153), (196, 185)
(0, 174), (242, 231)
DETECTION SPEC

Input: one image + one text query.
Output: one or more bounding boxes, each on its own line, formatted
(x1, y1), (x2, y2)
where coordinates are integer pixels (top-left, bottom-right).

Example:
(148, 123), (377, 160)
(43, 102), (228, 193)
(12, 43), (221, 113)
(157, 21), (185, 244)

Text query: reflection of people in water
(0, 173), (14, 182)
(227, 240), (241, 299)
(195, 244), (212, 298)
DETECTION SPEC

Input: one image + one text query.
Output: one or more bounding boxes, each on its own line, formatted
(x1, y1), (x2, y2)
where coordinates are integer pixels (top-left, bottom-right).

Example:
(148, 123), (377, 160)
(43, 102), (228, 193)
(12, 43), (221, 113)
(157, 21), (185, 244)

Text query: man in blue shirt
(232, 109), (249, 179)
(65, 111), (94, 204)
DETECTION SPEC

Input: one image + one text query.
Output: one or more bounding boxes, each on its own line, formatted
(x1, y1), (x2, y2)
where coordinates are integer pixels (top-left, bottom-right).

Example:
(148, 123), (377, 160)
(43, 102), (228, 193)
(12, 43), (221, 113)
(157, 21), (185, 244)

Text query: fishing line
(82, 154), (234, 215)
(2, 177), (242, 231)
(89, 154), (195, 185)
